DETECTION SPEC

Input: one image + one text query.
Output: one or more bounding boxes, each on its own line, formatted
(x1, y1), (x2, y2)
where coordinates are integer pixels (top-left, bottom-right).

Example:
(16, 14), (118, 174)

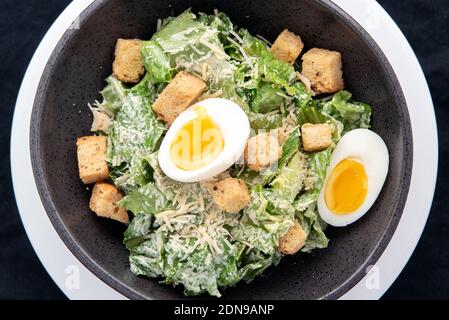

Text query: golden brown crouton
(89, 183), (129, 224)
(301, 123), (332, 152)
(301, 48), (344, 94)
(152, 71), (207, 125)
(212, 178), (251, 213)
(112, 39), (145, 83)
(279, 221), (307, 255)
(271, 29), (304, 65)
(76, 136), (109, 184)
(244, 133), (282, 172)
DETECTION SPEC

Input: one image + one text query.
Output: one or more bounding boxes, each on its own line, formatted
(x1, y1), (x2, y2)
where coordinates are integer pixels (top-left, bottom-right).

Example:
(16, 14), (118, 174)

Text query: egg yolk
(324, 158), (368, 215)
(170, 107), (224, 171)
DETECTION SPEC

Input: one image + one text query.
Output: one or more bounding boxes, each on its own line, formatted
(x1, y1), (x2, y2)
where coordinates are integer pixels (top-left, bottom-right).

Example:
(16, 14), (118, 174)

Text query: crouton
(279, 221), (307, 255)
(212, 178), (251, 213)
(152, 71), (207, 125)
(76, 136), (109, 184)
(301, 123), (332, 152)
(112, 39), (145, 83)
(301, 48), (344, 94)
(244, 133), (282, 172)
(89, 183), (129, 224)
(271, 29), (304, 65)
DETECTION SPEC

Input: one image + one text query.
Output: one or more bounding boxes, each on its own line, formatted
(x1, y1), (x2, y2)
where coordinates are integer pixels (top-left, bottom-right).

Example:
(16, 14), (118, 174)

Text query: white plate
(11, 0), (437, 300)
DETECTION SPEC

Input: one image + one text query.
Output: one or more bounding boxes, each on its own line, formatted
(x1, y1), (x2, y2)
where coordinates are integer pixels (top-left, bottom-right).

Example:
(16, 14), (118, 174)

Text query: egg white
(317, 129), (389, 227)
(158, 98), (250, 183)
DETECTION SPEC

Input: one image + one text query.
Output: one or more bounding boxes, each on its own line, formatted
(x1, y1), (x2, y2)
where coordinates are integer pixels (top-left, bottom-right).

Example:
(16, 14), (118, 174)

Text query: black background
(0, 0), (447, 299)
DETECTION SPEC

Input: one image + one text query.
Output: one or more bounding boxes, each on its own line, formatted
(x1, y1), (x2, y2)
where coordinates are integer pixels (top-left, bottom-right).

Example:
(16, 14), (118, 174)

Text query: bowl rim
(29, 0), (413, 300)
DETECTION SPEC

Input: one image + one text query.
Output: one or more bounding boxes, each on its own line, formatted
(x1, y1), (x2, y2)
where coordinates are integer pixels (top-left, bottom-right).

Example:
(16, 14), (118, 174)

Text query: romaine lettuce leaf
(261, 127), (300, 185)
(162, 237), (221, 297)
(153, 10), (243, 109)
(298, 204), (329, 252)
(251, 82), (285, 114)
(259, 56), (296, 88)
(151, 10), (200, 53)
(279, 126), (300, 168)
(128, 230), (165, 277)
(98, 76), (128, 115)
(198, 11), (233, 43)
(248, 112), (284, 131)
(107, 75), (166, 166)
(112, 151), (155, 193)
(298, 106), (329, 125)
(287, 82), (314, 109)
(129, 252), (164, 278)
(120, 182), (173, 215)
(321, 91), (371, 133)
(242, 186), (271, 224)
(294, 192), (319, 212)
(215, 238), (241, 287)
(241, 30), (296, 88)
(308, 148), (332, 192)
(231, 223), (278, 256)
(141, 41), (172, 83)
(124, 214), (154, 248)
(271, 152), (306, 203)
(239, 251), (282, 282)
(241, 30), (271, 58)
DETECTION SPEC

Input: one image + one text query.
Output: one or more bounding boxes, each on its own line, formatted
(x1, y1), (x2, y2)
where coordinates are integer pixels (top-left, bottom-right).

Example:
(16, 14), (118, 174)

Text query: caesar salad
(75, 10), (389, 297)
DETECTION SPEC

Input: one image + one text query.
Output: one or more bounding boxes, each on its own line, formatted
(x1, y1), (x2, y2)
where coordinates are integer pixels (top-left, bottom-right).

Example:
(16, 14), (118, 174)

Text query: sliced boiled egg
(158, 98), (250, 183)
(317, 129), (389, 227)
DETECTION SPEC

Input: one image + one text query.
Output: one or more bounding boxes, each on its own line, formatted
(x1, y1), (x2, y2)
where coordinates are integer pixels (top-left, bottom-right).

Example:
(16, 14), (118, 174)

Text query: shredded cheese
(229, 29), (244, 44)
(199, 38), (229, 60)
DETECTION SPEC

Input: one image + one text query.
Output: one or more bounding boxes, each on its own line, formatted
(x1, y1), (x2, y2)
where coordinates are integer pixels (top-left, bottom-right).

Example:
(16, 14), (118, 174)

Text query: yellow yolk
(170, 107), (224, 171)
(324, 158), (368, 215)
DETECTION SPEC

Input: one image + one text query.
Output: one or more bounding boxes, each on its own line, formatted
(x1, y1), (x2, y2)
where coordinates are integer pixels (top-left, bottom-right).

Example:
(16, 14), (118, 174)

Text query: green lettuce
(98, 76), (128, 115)
(198, 11), (233, 42)
(112, 151), (155, 193)
(107, 75), (166, 166)
(141, 41), (172, 83)
(271, 152), (306, 203)
(260, 127), (300, 185)
(293, 148), (333, 212)
(298, 204), (329, 252)
(239, 251), (282, 282)
(124, 214), (154, 248)
(241, 31), (296, 88)
(216, 238), (242, 287)
(251, 82), (285, 114)
(164, 240), (221, 297)
(248, 112), (284, 131)
(129, 244), (164, 278)
(279, 127), (301, 168)
(321, 91), (371, 133)
(120, 183), (173, 215)
(259, 57), (296, 88)
(287, 82), (314, 109)
(151, 10), (201, 54)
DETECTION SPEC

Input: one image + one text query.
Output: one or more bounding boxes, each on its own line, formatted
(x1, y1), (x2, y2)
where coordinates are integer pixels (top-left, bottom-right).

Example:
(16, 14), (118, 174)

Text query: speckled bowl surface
(30, 0), (412, 299)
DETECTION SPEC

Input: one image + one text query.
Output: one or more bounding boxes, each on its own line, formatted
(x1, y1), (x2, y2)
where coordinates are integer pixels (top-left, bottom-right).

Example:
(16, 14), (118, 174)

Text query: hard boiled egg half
(317, 129), (389, 227)
(158, 98), (250, 183)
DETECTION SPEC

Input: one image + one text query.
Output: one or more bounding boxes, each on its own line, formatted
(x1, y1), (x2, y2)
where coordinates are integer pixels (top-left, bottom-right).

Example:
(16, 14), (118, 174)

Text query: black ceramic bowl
(30, 0), (412, 299)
